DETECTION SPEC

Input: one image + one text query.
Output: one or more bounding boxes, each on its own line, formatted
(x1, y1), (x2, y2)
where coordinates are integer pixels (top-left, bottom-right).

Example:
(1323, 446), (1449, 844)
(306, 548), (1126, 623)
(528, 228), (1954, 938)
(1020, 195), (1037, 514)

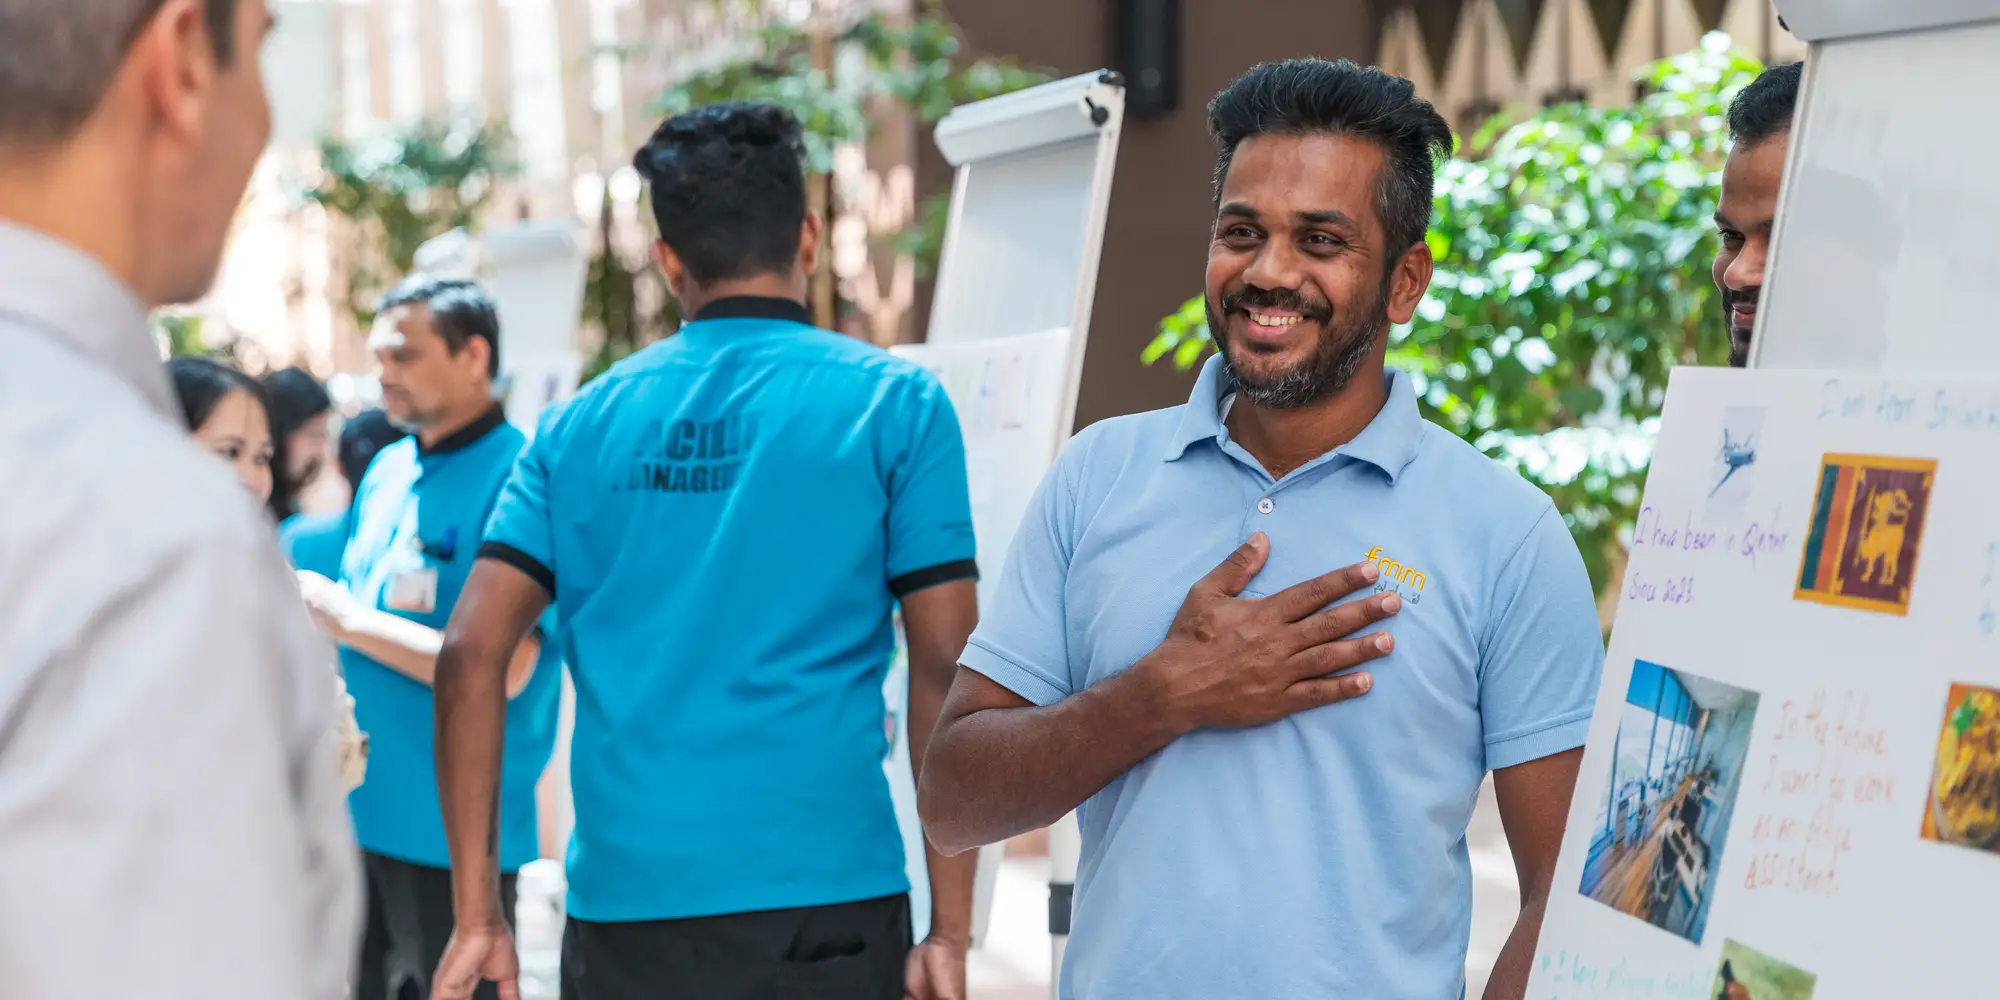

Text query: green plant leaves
(645, 4), (1052, 282)
(306, 118), (519, 332)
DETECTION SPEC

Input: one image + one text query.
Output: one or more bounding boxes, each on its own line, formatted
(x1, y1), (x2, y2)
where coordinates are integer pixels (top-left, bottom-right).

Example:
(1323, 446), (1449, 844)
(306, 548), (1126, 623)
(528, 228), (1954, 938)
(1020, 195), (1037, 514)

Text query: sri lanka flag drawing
(1794, 453), (1937, 616)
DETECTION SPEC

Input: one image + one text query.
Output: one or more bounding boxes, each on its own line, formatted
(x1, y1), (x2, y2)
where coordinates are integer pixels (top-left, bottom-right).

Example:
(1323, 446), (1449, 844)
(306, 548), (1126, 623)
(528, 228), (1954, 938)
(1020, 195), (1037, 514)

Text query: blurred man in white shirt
(0, 2), (361, 997)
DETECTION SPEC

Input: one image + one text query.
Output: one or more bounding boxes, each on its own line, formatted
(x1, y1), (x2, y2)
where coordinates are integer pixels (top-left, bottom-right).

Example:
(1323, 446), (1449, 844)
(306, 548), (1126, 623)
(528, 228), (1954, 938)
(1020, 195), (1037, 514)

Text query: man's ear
(464, 334), (494, 379)
(653, 239), (689, 302)
(129, 0), (223, 143)
(797, 211), (824, 276)
(1385, 241), (1436, 326)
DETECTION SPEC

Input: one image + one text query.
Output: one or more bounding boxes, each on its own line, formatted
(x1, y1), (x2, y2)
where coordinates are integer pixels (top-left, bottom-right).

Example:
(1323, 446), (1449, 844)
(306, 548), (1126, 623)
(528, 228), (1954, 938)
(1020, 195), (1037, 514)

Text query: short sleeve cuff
(1485, 710), (1592, 771)
(888, 558), (979, 599)
(479, 541), (554, 597)
(960, 638), (1067, 707)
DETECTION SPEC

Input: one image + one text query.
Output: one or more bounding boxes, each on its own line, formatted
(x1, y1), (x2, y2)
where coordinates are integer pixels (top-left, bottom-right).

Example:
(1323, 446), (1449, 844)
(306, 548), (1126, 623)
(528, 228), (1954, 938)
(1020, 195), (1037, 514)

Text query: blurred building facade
(213, 0), (1799, 424)
(1377, 0), (1806, 130)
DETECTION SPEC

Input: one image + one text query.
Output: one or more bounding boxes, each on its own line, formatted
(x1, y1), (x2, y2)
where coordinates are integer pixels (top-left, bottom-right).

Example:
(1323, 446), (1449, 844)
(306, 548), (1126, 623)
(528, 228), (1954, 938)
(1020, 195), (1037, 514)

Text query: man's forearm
(341, 608), (443, 685)
(906, 651), (978, 943)
(1481, 892), (1548, 1000)
(434, 638), (509, 924)
(919, 663), (1185, 856)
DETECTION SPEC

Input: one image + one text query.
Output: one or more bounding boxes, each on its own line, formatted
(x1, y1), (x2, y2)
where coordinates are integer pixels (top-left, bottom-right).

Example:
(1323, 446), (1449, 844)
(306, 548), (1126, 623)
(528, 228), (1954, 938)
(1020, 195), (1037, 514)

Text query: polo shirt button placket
(1257, 496), (1275, 515)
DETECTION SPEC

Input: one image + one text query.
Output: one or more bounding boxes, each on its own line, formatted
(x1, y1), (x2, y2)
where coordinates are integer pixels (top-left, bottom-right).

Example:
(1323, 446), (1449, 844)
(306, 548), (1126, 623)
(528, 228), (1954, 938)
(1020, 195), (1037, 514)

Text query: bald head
(0, 0), (237, 147)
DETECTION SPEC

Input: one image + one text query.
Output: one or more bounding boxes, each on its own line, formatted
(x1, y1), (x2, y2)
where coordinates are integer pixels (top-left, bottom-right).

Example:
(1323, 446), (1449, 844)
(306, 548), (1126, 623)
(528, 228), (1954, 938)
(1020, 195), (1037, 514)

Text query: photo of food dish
(1710, 939), (1816, 1000)
(1921, 683), (2000, 855)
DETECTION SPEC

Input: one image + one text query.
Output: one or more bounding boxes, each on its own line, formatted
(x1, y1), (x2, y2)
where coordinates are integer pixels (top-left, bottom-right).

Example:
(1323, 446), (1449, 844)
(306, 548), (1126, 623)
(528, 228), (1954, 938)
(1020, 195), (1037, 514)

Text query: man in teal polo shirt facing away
(432, 102), (979, 1000)
(920, 59), (1606, 999)
(296, 275), (560, 1000)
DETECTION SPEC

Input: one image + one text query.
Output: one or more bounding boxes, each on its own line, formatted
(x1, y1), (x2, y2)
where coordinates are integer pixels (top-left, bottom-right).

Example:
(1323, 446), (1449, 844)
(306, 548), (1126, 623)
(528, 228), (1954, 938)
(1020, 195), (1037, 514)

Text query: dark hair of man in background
(337, 407), (407, 492)
(1208, 59), (1451, 263)
(0, 0), (238, 145)
(376, 274), (504, 378)
(632, 101), (808, 286)
(168, 355), (268, 435)
(1726, 60), (1803, 146)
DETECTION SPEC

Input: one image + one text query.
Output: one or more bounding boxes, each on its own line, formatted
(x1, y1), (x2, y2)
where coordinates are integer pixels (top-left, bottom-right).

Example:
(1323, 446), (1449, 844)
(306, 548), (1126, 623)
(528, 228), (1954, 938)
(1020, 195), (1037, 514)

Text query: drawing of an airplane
(1709, 428), (1756, 497)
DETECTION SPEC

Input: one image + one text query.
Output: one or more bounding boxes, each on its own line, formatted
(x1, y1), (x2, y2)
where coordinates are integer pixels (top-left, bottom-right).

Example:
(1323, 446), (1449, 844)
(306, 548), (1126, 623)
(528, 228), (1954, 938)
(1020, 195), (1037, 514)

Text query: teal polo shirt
(480, 296), (977, 922)
(341, 407), (561, 872)
(280, 509), (349, 578)
(965, 355), (1604, 999)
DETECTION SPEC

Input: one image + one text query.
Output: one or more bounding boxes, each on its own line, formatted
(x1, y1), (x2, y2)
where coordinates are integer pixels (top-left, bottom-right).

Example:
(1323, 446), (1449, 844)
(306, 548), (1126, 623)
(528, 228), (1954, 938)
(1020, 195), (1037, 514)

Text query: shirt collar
(0, 221), (172, 420)
(692, 296), (812, 326)
(1163, 353), (1425, 484)
(416, 404), (507, 457)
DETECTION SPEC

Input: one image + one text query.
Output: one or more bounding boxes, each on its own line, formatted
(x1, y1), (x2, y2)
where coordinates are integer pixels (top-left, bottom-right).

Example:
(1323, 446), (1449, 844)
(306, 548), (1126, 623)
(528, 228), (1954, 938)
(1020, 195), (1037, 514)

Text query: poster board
(893, 327), (1075, 588)
(1530, 366), (2000, 998)
(874, 71), (1124, 952)
(1752, 1), (2000, 371)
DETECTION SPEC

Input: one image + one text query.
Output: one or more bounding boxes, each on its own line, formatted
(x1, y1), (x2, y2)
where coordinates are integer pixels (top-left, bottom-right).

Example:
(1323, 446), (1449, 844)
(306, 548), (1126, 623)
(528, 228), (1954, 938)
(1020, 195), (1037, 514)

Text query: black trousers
(561, 894), (911, 1000)
(357, 851), (520, 1000)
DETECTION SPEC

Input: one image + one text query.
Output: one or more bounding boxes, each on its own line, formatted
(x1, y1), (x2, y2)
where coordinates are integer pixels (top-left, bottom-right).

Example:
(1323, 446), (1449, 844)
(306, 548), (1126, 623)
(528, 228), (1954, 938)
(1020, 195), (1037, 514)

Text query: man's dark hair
(377, 274), (503, 378)
(632, 101), (807, 286)
(1207, 59), (1452, 259)
(336, 408), (406, 489)
(1727, 61), (1803, 147)
(0, 0), (238, 146)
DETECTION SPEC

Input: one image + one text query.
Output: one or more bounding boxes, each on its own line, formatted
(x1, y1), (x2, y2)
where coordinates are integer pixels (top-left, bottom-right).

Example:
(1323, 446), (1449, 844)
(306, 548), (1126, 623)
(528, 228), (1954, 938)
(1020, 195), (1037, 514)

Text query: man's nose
(1240, 241), (1306, 292)
(1724, 235), (1768, 293)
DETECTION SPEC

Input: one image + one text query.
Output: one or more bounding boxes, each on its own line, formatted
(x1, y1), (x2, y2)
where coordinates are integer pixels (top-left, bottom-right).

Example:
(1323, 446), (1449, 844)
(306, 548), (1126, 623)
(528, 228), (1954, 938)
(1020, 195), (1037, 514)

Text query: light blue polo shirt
(341, 407), (562, 873)
(965, 355), (1604, 999)
(480, 296), (977, 922)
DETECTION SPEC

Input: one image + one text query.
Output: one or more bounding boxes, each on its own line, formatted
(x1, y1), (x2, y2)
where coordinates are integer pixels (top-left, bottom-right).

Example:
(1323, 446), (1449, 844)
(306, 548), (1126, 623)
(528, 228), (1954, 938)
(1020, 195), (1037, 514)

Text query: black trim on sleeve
(888, 558), (979, 599)
(479, 541), (555, 597)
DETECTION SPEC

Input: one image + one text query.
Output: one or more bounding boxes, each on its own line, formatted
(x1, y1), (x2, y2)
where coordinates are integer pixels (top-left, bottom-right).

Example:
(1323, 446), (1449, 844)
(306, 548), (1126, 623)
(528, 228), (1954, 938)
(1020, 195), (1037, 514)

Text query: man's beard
(1724, 288), (1757, 368)
(1210, 281), (1388, 410)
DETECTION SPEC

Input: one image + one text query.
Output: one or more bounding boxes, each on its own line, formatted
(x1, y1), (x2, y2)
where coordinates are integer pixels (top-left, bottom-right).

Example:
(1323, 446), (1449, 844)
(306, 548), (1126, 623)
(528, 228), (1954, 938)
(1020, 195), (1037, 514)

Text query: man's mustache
(1724, 287), (1760, 311)
(1220, 287), (1333, 325)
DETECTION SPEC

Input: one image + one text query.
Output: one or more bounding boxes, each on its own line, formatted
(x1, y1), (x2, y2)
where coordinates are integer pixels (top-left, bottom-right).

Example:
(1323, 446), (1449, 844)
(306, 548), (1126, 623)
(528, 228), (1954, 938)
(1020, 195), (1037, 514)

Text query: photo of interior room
(1579, 660), (1761, 945)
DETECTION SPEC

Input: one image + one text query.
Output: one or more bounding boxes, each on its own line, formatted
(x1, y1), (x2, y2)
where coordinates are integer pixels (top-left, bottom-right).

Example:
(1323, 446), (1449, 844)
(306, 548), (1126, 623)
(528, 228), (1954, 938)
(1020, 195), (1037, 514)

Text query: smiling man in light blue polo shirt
(920, 59), (1605, 1000)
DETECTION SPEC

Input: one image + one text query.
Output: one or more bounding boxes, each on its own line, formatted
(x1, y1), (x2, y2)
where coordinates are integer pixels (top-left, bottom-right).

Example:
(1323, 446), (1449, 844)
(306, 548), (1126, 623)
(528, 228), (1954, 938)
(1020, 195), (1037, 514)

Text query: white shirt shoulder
(0, 331), (361, 1000)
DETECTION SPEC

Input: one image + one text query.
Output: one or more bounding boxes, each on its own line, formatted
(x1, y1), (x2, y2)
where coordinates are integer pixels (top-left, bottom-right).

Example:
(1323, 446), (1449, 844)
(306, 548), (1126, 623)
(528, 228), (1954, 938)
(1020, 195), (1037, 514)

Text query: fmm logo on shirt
(1364, 546), (1428, 604)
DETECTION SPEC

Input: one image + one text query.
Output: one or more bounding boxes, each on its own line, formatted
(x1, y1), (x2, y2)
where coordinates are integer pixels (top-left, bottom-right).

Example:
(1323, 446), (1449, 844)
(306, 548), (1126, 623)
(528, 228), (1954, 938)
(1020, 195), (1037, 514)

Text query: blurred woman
(281, 408), (407, 581)
(168, 357), (275, 501)
(263, 366), (334, 525)
(169, 357), (368, 792)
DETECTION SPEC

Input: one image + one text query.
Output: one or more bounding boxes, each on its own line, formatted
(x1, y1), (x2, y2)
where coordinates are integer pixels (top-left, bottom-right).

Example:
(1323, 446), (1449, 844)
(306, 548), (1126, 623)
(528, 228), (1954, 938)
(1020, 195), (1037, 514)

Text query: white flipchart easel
(875, 70), (1125, 991)
(1752, 1), (2000, 374)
